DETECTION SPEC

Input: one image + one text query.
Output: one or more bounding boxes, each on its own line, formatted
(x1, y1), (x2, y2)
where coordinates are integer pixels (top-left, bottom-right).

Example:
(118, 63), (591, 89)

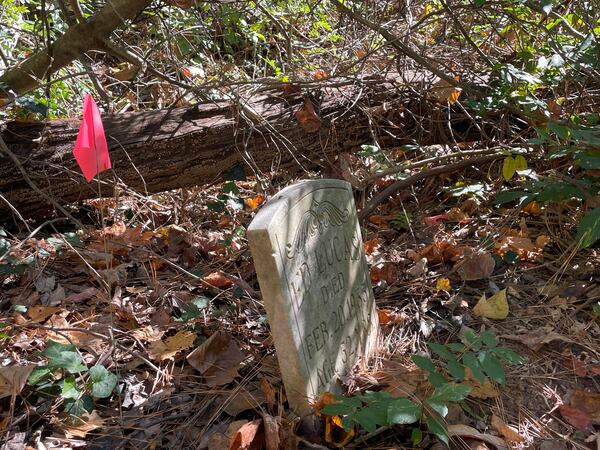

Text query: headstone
(248, 179), (378, 414)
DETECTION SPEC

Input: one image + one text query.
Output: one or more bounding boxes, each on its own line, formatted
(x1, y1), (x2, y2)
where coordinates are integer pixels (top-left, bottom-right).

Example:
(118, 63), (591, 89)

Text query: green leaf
(387, 398), (421, 425)
(494, 190), (531, 205)
(28, 366), (52, 385)
(428, 372), (448, 388)
(41, 341), (86, 374)
(321, 403), (355, 416)
(492, 347), (525, 365)
(426, 415), (449, 445)
(64, 394), (94, 418)
(411, 427), (423, 445)
(428, 343), (455, 362)
(480, 330), (498, 348)
(446, 358), (465, 381)
(412, 354), (435, 373)
(461, 329), (482, 351)
(462, 353), (486, 385)
(89, 365), (118, 398)
(427, 400), (448, 417)
(225, 165), (246, 181)
(61, 377), (80, 399)
(429, 383), (471, 403)
(479, 351), (505, 384)
(355, 399), (391, 433)
(576, 207), (600, 248)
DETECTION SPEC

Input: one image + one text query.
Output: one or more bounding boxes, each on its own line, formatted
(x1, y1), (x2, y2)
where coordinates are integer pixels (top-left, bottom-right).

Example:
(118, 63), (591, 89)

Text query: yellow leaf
(502, 156), (517, 181)
(514, 154), (527, 171)
(436, 277), (451, 293)
(473, 289), (509, 320)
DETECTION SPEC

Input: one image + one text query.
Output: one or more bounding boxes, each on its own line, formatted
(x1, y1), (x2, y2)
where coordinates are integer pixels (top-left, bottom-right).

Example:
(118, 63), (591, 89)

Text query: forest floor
(1, 147), (599, 450)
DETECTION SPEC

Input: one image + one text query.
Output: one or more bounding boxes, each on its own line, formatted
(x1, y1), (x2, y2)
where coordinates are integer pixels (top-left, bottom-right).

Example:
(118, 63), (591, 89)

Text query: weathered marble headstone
(248, 179), (378, 414)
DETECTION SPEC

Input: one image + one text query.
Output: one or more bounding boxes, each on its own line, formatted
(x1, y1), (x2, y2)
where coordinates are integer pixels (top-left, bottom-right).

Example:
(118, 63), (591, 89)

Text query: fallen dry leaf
(363, 237), (382, 255)
(559, 404), (594, 433)
(447, 424), (508, 450)
(229, 419), (263, 450)
(496, 235), (543, 263)
(203, 271), (235, 288)
(502, 327), (572, 351)
(419, 240), (463, 264)
(370, 262), (398, 284)
(455, 250), (495, 281)
(244, 195), (266, 210)
(377, 308), (408, 326)
(263, 414), (280, 450)
(295, 98), (320, 133)
(148, 330), (197, 361)
(374, 361), (426, 398)
(313, 69), (328, 80)
(436, 277), (452, 293)
(491, 414), (525, 443)
(465, 368), (500, 399)
(28, 305), (62, 322)
(368, 215), (392, 228)
(0, 365), (35, 399)
(570, 389), (600, 423)
(187, 331), (246, 386)
(62, 411), (105, 438)
(473, 289), (509, 320)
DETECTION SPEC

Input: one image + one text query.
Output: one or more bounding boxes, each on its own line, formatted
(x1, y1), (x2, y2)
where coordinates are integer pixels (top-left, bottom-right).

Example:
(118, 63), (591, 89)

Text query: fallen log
(0, 74), (488, 222)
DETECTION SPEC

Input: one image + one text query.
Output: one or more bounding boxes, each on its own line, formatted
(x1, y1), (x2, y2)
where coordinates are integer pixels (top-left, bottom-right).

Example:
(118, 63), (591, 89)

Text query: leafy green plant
(28, 341), (118, 420)
(321, 330), (524, 444)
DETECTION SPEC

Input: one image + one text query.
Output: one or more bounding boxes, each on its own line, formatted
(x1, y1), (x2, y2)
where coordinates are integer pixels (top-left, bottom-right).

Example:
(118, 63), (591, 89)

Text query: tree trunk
(0, 0), (152, 97)
(0, 75), (487, 222)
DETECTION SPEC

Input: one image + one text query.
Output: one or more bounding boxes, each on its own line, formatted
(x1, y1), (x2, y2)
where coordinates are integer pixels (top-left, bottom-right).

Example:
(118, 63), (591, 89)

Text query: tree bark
(0, 75), (488, 222)
(0, 0), (152, 97)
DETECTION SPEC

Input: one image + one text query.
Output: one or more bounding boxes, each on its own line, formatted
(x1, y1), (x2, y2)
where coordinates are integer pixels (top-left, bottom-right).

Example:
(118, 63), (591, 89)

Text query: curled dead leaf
(295, 98), (320, 133)
(203, 271), (234, 288)
(229, 419), (263, 450)
(491, 414), (525, 443)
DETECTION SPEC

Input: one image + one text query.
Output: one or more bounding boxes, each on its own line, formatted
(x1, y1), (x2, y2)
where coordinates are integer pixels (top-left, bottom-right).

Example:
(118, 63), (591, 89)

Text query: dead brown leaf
(502, 327), (572, 351)
(0, 365), (35, 399)
(491, 414), (525, 443)
(148, 330), (197, 361)
(187, 331), (246, 386)
(559, 404), (594, 433)
(377, 308), (408, 326)
(203, 271), (235, 288)
(263, 414), (280, 450)
(455, 250), (495, 281)
(570, 389), (600, 423)
(369, 262), (398, 284)
(229, 419), (263, 450)
(62, 411), (105, 438)
(28, 305), (62, 323)
(495, 235), (544, 263)
(295, 98), (320, 133)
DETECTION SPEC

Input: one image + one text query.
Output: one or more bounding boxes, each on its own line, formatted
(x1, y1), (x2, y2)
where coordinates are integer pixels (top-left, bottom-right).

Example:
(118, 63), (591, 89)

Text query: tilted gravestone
(248, 179), (378, 414)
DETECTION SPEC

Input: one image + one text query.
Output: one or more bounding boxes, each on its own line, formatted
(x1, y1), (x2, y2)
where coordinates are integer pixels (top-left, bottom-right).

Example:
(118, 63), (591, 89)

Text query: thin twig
(358, 154), (502, 221)
(0, 135), (84, 229)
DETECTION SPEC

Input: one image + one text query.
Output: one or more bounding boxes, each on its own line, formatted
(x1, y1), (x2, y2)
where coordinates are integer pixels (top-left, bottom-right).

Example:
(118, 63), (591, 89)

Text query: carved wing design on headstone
(286, 200), (350, 258)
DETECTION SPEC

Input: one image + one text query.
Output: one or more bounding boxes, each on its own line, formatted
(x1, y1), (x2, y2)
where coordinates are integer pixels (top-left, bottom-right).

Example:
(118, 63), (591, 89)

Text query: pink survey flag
(73, 94), (111, 182)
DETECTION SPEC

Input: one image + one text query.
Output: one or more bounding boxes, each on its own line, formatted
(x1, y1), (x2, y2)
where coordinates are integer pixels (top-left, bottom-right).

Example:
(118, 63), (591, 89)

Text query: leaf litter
(0, 146), (599, 449)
